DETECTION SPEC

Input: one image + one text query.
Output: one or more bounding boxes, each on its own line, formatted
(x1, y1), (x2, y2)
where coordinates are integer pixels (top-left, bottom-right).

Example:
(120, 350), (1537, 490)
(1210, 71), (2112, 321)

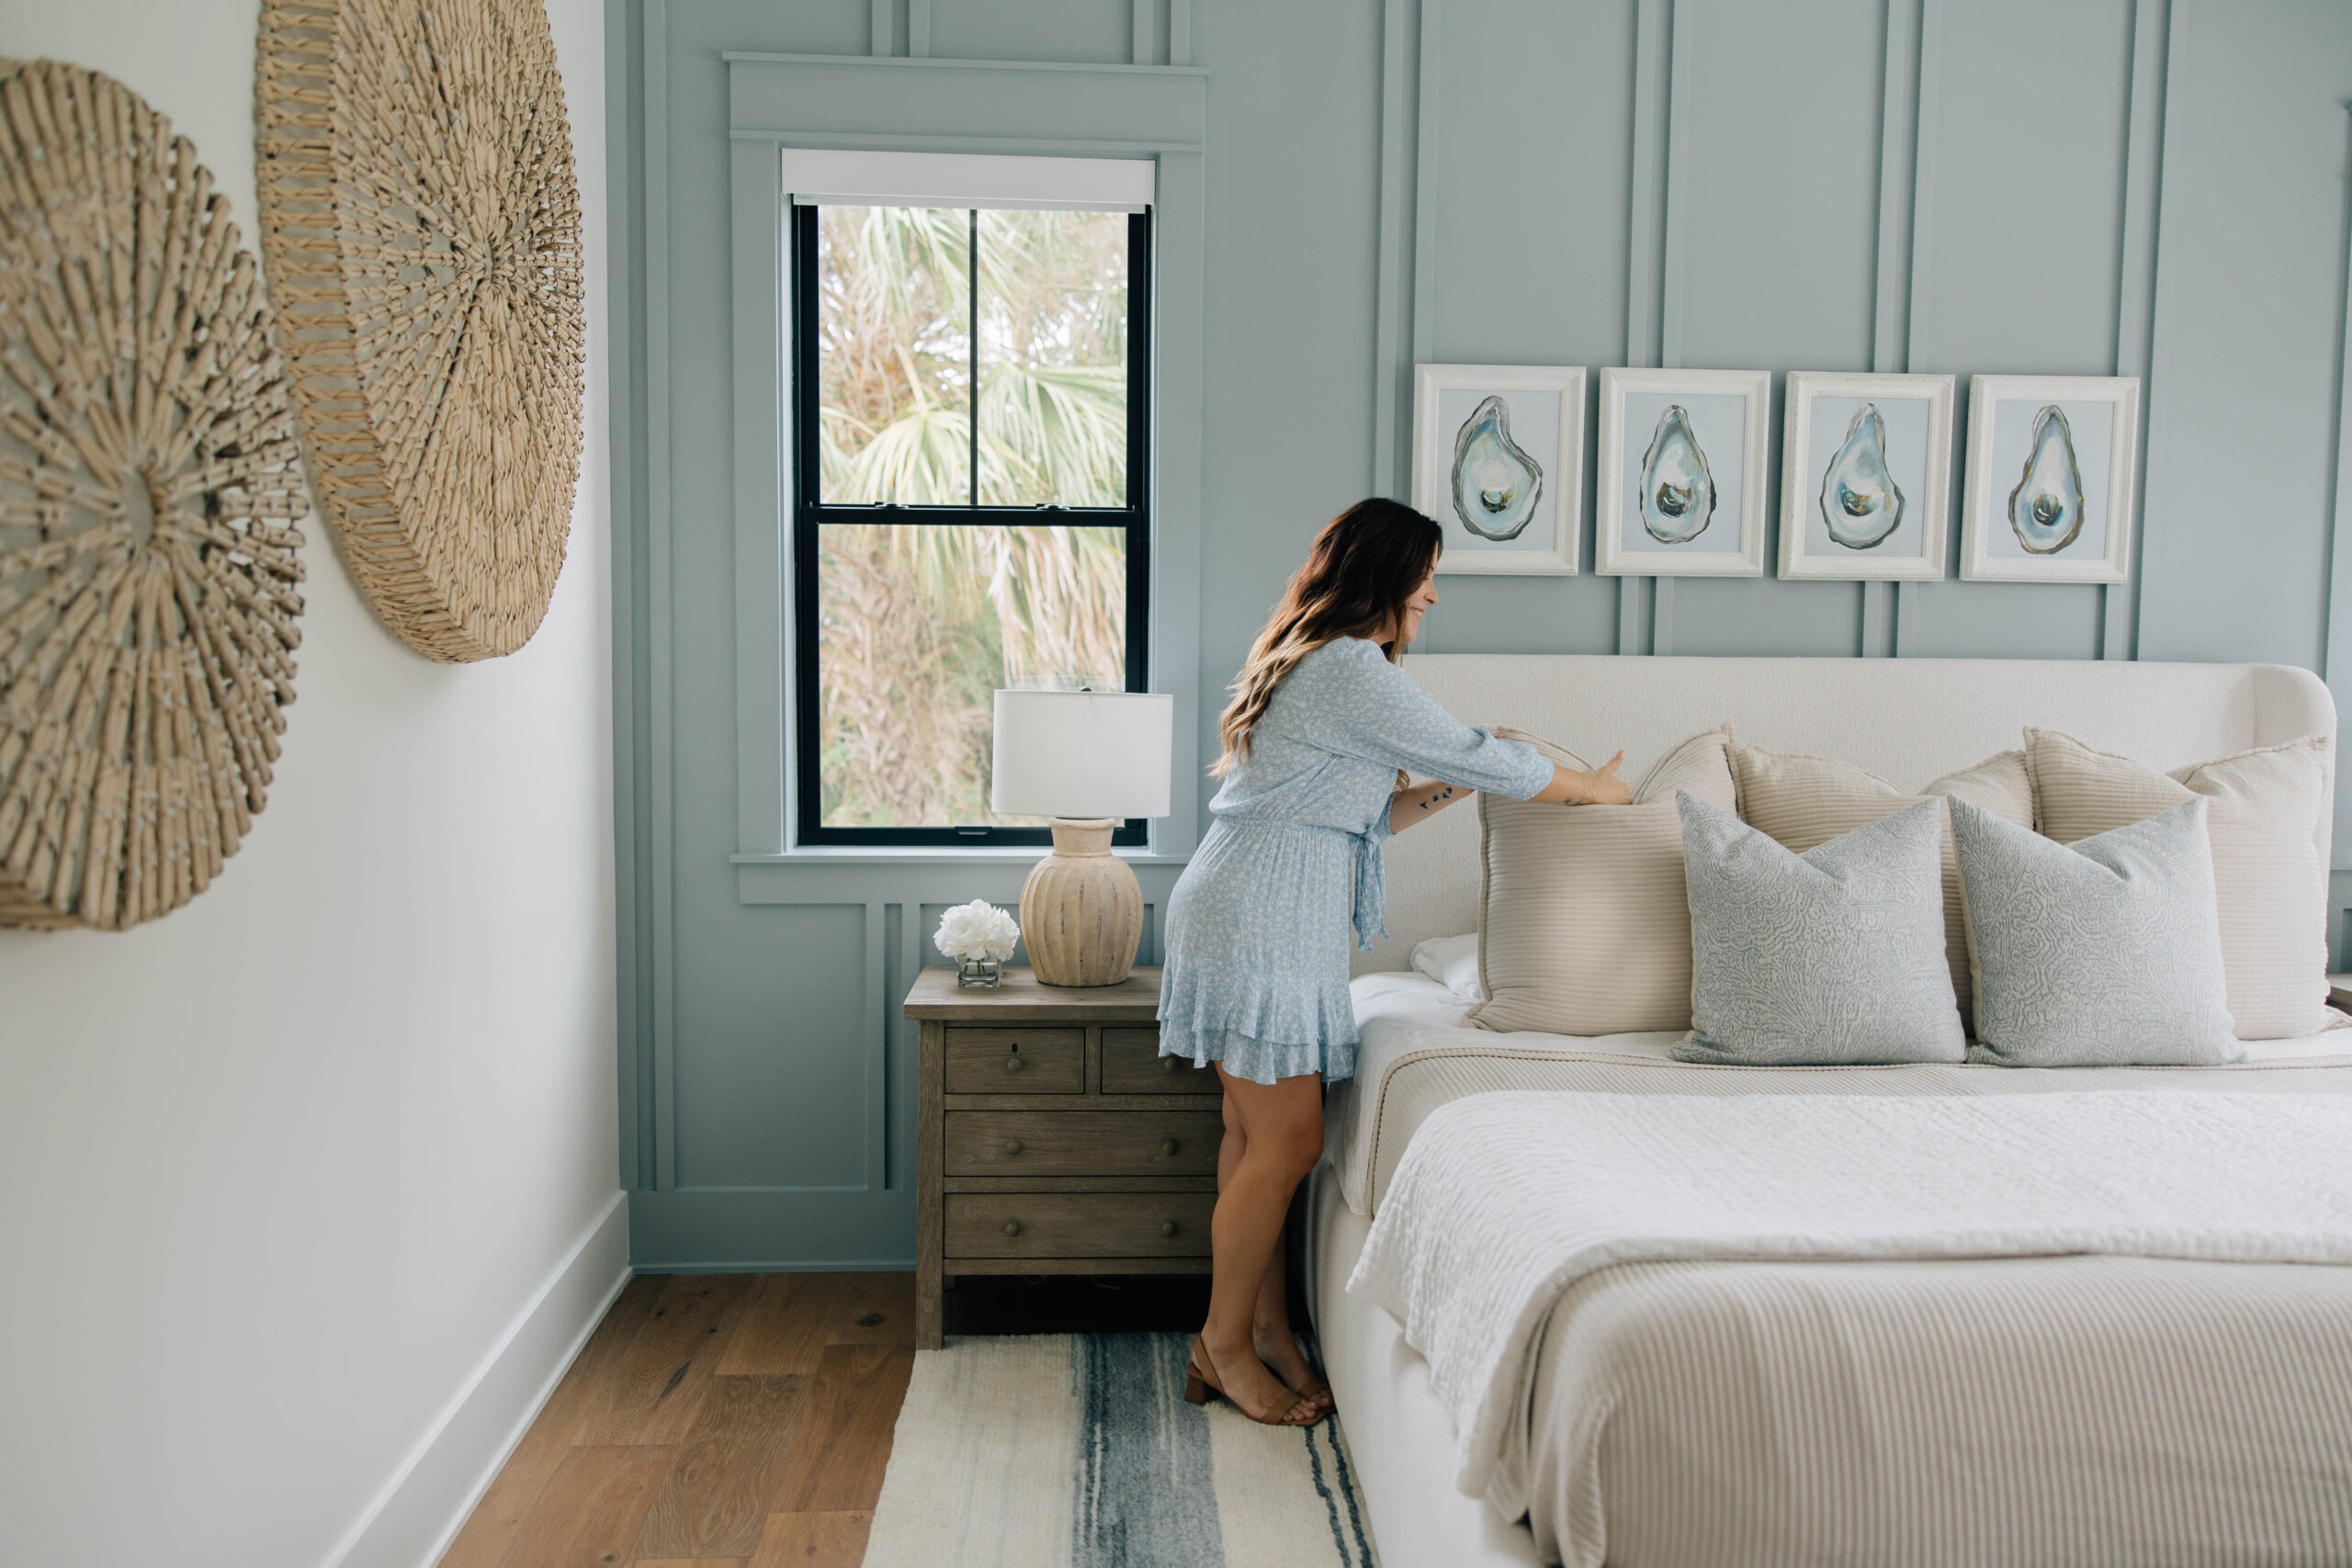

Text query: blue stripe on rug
(1305, 1415), (1378, 1567)
(1073, 1333), (1226, 1568)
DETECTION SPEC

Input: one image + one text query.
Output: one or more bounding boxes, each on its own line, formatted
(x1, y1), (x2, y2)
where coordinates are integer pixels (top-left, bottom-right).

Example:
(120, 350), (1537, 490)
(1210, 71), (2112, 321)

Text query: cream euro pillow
(1728, 741), (2034, 1032)
(1469, 727), (1736, 1035)
(2024, 728), (2346, 1040)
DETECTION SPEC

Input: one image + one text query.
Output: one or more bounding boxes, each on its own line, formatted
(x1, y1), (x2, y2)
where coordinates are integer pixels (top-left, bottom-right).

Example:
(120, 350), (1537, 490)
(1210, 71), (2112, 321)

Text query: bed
(1304, 655), (2352, 1568)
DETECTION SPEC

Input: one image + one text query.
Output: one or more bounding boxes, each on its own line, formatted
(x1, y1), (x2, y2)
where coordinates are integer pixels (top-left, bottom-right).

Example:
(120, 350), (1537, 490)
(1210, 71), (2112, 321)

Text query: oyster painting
(1411, 365), (1584, 574)
(2007, 405), (2085, 554)
(1598, 368), (1770, 577)
(1639, 404), (1715, 543)
(1449, 395), (1544, 540)
(1960, 375), (2137, 584)
(1820, 404), (1903, 548)
(1778, 373), (1952, 581)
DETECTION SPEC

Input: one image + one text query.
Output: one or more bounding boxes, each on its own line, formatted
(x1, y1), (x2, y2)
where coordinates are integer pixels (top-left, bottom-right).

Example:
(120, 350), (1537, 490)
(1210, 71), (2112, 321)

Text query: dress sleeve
(1307, 643), (1558, 800)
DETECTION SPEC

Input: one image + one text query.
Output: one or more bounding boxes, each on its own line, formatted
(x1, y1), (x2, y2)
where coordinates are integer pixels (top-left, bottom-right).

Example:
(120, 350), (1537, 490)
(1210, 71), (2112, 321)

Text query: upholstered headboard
(1358, 655), (2336, 976)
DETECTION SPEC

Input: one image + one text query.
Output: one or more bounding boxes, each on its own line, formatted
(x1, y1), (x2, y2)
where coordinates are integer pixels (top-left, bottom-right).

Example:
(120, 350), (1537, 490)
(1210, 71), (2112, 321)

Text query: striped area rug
(861, 1333), (1378, 1567)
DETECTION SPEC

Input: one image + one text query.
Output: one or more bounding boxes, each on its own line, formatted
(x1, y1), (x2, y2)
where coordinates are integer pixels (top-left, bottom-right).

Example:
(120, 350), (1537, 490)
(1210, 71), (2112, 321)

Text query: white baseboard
(320, 1190), (632, 1568)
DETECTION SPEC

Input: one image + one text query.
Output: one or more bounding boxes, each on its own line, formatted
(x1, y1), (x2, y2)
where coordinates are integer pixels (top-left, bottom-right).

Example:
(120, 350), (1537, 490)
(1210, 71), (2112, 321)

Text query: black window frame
(790, 202), (1152, 849)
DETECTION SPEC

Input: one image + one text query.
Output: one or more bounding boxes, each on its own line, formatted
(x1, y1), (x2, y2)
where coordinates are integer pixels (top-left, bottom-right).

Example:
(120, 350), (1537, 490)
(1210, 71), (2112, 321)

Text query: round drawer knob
(1160, 1055), (1178, 1073)
(1004, 1220), (1023, 1237)
(1004, 1055), (1024, 1073)
(1003, 1139), (1023, 1156)
(1160, 1138), (1180, 1156)
(1160, 1219), (1180, 1237)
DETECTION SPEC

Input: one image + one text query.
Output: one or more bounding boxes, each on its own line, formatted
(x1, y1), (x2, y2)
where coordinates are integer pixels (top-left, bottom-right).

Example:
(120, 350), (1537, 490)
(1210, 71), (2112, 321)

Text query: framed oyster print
(1411, 364), (1584, 574)
(1596, 367), (1770, 576)
(1778, 372), (1954, 581)
(1960, 375), (2139, 583)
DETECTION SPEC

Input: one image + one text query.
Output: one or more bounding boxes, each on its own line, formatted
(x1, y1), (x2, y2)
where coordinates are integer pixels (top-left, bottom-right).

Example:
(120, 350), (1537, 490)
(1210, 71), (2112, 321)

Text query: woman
(1159, 498), (1634, 1427)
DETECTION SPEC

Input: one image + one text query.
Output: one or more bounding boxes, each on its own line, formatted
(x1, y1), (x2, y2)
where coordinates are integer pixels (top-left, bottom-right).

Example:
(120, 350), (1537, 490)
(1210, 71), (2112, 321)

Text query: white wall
(0, 2), (619, 1564)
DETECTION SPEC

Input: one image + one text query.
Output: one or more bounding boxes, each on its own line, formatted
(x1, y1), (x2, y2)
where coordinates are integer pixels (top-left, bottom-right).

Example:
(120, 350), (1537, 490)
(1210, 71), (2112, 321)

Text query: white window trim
(719, 52), (1209, 888)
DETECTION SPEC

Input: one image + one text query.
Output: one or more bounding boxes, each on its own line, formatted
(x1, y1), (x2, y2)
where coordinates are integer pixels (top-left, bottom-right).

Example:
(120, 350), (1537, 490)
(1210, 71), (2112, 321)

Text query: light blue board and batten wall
(609, 0), (2352, 1269)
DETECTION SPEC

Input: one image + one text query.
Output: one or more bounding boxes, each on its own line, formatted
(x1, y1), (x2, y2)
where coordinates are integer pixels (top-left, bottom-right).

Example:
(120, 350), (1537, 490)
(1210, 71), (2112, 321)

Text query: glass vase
(956, 955), (1003, 988)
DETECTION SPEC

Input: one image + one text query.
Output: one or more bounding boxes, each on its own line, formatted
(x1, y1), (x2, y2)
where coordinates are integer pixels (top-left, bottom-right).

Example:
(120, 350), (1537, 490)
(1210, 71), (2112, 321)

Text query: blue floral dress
(1158, 637), (1555, 1084)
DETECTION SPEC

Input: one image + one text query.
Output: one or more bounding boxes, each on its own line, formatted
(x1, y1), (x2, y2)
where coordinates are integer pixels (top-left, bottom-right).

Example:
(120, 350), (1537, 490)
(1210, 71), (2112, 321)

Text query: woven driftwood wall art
(256, 0), (583, 662)
(0, 58), (309, 931)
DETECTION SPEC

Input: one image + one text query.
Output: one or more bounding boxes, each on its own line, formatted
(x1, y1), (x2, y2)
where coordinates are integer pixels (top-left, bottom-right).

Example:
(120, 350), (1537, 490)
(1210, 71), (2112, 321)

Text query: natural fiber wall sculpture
(255, 0), (583, 662)
(0, 58), (309, 931)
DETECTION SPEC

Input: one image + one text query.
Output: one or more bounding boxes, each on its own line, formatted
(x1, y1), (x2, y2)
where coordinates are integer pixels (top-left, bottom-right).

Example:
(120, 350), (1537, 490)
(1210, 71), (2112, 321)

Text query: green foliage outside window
(812, 207), (1134, 828)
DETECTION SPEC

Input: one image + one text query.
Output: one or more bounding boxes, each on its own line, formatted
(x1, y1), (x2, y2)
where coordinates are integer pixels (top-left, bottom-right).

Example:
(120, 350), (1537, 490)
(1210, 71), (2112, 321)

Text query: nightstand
(903, 964), (1219, 1348)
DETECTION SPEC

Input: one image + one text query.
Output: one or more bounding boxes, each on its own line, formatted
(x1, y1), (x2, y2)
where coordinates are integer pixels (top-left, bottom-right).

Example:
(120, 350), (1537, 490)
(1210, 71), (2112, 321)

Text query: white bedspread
(1345, 1089), (2352, 1506)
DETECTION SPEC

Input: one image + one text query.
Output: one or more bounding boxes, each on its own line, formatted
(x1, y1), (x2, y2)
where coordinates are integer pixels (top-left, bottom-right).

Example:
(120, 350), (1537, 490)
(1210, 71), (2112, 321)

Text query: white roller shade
(781, 149), (1154, 212)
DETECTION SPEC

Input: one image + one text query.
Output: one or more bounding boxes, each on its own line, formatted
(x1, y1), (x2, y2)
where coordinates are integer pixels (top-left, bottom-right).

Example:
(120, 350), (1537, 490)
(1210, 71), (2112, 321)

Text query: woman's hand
(1532, 751), (1633, 806)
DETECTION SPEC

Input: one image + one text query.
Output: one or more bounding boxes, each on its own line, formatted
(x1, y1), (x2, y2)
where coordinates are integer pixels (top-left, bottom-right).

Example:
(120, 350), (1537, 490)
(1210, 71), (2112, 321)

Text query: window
(788, 154), (1151, 847)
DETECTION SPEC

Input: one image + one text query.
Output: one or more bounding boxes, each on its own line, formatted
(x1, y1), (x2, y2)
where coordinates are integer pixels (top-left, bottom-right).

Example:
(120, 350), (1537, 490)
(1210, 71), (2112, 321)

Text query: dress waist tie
(1351, 829), (1387, 952)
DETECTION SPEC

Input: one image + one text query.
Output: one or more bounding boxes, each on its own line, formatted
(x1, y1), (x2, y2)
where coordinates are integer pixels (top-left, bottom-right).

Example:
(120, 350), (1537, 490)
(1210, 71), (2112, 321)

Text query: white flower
(935, 898), (1020, 963)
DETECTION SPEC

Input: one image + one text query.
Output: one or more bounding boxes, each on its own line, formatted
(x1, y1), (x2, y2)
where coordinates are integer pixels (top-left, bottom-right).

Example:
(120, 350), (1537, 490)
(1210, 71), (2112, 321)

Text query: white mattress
(1329, 972), (2352, 1216)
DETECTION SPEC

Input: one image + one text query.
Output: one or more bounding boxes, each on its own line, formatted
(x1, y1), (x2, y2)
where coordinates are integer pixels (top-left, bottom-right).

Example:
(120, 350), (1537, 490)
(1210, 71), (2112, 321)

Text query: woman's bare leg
(1200, 1066), (1323, 1422)
(1216, 1086), (1327, 1411)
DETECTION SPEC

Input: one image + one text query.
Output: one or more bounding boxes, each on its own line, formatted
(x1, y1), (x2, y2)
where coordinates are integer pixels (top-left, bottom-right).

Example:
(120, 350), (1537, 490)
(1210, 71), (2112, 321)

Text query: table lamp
(990, 689), (1174, 987)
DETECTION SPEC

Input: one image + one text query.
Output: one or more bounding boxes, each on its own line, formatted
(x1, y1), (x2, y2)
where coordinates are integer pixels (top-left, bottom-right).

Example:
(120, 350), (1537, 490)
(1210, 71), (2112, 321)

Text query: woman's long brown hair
(1212, 498), (1442, 778)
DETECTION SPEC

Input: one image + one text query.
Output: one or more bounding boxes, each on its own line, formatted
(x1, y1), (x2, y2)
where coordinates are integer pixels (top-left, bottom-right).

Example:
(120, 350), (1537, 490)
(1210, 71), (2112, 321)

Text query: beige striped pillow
(1469, 728), (1736, 1036)
(2024, 728), (2346, 1040)
(1728, 743), (2035, 1033)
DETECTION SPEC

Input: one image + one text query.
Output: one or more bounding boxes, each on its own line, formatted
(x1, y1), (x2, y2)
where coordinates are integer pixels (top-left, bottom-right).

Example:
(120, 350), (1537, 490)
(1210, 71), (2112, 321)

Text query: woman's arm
(1388, 777), (1471, 833)
(1387, 752), (1632, 833)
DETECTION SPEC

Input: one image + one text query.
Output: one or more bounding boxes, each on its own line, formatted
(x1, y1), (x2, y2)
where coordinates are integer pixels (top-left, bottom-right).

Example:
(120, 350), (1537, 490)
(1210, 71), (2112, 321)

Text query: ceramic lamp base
(1019, 818), (1143, 987)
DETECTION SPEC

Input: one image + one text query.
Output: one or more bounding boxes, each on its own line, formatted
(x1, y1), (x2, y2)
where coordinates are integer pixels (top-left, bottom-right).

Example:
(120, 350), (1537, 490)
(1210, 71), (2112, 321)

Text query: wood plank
(497, 1444), (676, 1568)
(718, 1274), (844, 1376)
(917, 1019), (944, 1349)
(828, 1272), (915, 1347)
(770, 1346), (915, 1513)
(902, 964), (1162, 1021)
(944, 1110), (1222, 1177)
(632, 1375), (811, 1560)
(945, 1191), (1216, 1259)
(439, 1275), (665, 1568)
(942, 1092), (1223, 1112)
(632, 1560), (746, 1567)
(943, 1025), (1083, 1094)
(584, 1274), (755, 1446)
(1101, 1025), (1216, 1094)
(745, 1511), (872, 1568)
(944, 1255), (1213, 1276)
(943, 1175), (1219, 1193)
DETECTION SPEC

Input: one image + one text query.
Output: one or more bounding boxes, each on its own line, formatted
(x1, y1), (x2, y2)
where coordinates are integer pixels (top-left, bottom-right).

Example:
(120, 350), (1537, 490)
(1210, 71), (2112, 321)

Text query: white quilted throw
(1346, 1090), (2352, 1499)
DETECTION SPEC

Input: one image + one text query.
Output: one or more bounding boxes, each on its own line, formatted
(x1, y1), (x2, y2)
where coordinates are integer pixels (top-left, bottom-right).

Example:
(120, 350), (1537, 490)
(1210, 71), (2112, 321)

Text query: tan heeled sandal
(1185, 1335), (1323, 1427)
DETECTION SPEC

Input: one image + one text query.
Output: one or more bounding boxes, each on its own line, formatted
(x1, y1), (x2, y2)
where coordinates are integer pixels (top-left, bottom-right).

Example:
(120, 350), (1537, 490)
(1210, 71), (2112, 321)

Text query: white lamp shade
(990, 690), (1174, 819)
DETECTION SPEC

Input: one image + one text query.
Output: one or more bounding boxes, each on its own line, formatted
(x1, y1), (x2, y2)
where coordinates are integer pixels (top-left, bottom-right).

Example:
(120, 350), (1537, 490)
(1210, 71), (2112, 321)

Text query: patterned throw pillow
(1728, 741), (2034, 1033)
(1468, 728), (1737, 1036)
(1950, 795), (2242, 1067)
(1675, 794), (1965, 1066)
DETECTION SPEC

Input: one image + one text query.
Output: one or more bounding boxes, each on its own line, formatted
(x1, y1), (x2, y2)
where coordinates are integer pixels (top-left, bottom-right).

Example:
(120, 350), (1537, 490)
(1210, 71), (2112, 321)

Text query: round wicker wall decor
(256, 0), (583, 662)
(0, 58), (309, 931)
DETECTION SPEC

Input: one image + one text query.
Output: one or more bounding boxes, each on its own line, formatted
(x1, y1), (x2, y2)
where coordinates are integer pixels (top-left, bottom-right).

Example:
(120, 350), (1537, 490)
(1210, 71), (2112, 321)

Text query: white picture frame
(1960, 374), (2139, 583)
(1411, 363), (1585, 575)
(1596, 367), (1770, 576)
(1778, 371), (1954, 581)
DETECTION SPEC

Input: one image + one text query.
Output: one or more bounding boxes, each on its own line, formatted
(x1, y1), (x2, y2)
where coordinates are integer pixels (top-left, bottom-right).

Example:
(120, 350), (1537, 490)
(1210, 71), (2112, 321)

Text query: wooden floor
(439, 1270), (1210, 1568)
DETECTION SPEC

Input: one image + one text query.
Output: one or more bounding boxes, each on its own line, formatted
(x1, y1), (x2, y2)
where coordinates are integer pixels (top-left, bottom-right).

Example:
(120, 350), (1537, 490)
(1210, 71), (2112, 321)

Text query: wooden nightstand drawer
(1100, 1026), (1220, 1094)
(944, 1111), (1222, 1176)
(944, 1191), (1216, 1258)
(944, 1025), (1083, 1094)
